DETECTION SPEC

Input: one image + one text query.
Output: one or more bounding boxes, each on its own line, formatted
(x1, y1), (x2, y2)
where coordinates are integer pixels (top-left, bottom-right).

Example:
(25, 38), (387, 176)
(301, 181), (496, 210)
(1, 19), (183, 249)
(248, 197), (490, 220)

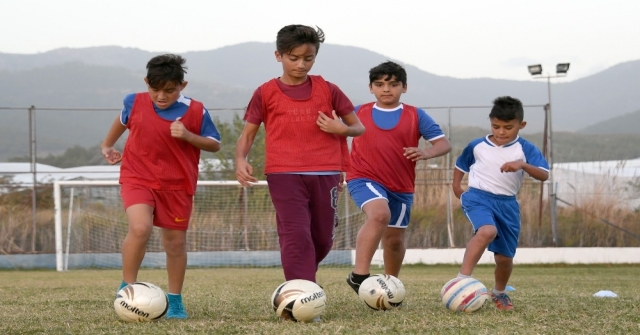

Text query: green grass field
(2, 265), (640, 334)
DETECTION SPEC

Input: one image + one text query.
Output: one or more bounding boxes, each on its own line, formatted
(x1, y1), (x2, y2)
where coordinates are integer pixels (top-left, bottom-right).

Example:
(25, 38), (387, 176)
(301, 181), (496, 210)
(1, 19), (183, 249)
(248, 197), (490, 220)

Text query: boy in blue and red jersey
(101, 54), (221, 319)
(235, 24), (365, 284)
(453, 96), (549, 311)
(346, 61), (451, 294)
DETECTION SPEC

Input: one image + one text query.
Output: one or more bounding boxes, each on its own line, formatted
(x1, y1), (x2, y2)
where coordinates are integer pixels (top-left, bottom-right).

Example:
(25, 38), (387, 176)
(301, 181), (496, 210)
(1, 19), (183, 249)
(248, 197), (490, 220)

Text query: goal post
(53, 180), (363, 271)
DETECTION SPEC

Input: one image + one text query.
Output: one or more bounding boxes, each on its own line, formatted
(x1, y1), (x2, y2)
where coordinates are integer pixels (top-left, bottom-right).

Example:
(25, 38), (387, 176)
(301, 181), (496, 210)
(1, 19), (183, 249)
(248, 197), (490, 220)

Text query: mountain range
(1, 43), (639, 161)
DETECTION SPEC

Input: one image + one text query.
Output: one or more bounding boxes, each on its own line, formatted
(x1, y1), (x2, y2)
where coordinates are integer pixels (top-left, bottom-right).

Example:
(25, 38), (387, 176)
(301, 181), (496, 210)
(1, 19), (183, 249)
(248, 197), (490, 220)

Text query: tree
(201, 114), (266, 181)
(7, 115), (266, 181)
(9, 144), (106, 168)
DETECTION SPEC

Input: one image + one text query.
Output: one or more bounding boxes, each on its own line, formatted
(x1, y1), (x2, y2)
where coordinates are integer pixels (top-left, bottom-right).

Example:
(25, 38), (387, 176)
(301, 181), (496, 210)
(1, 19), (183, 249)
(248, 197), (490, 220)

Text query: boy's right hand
(235, 159), (258, 187)
(101, 147), (122, 165)
(452, 185), (464, 199)
(316, 110), (347, 135)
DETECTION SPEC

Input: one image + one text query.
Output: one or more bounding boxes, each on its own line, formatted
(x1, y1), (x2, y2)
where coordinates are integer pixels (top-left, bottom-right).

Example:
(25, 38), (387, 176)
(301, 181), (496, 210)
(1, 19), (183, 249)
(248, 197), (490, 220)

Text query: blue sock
(118, 280), (128, 291)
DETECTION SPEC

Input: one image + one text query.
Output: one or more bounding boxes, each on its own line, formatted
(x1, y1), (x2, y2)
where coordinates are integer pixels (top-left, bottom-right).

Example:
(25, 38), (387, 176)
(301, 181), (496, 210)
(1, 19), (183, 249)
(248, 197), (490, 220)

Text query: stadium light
(528, 62), (571, 247)
(556, 63), (570, 75)
(528, 64), (543, 76)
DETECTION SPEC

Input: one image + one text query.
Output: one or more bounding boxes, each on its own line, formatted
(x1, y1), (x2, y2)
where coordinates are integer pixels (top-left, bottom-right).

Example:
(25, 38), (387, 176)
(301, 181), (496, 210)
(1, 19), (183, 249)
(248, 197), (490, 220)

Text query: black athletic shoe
(346, 272), (364, 294)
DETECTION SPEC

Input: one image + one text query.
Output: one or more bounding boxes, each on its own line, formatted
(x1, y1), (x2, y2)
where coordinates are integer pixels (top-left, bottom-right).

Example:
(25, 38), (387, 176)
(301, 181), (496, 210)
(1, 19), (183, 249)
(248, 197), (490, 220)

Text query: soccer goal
(53, 180), (364, 271)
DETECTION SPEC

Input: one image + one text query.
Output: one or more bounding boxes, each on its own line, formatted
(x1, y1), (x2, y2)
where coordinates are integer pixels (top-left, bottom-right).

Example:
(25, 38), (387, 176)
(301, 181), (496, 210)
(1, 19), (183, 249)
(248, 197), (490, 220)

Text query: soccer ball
(114, 282), (168, 322)
(358, 274), (406, 310)
(270, 279), (326, 322)
(440, 277), (490, 313)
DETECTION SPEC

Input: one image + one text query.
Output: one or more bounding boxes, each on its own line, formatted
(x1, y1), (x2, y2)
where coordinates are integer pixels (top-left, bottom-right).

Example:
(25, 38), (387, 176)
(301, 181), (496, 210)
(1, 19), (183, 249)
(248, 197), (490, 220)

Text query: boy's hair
(146, 54), (188, 89)
(369, 61), (407, 86)
(489, 96), (524, 122)
(276, 25), (325, 55)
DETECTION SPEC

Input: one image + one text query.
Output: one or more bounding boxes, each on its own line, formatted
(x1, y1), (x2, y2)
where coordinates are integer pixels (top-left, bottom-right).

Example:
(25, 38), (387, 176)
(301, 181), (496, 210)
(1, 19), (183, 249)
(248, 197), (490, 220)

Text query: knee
(494, 254), (513, 267)
(382, 234), (404, 252)
(316, 240), (333, 256)
(128, 224), (152, 239)
(367, 208), (391, 226)
(475, 225), (498, 241)
(163, 237), (186, 256)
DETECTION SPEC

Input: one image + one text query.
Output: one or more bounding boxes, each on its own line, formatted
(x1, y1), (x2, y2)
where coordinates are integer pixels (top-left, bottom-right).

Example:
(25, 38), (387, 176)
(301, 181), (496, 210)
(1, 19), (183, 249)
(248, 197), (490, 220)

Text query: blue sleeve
(455, 139), (481, 173)
(200, 107), (221, 142)
(522, 140), (549, 170)
(120, 94), (136, 125)
(417, 108), (445, 141)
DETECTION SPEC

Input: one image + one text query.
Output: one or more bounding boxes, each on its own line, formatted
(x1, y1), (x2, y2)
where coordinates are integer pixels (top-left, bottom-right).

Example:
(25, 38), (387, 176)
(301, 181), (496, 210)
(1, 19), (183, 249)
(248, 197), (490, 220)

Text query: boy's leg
(494, 253), (513, 291)
(459, 225), (497, 276)
(121, 204), (154, 284)
(153, 188), (192, 294)
(487, 197), (519, 311)
(267, 174), (316, 282)
(162, 228), (188, 319)
(161, 229), (188, 294)
(381, 227), (405, 277)
(380, 192), (412, 277)
(345, 179), (391, 293)
(308, 175), (341, 269)
(458, 189), (499, 276)
(354, 199), (391, 275)
(491, 253), (515, 311)
(152, 188), (192, 319)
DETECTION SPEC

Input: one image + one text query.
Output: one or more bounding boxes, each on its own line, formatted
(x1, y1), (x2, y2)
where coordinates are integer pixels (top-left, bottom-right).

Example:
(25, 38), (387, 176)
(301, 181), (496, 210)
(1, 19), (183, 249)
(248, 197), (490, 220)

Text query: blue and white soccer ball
(440, 277), (490, 312)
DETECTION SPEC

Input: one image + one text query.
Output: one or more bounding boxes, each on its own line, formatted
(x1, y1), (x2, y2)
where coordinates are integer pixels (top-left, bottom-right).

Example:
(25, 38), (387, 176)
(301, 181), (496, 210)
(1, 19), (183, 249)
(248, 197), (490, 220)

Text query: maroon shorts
(120, 184), (193, 230)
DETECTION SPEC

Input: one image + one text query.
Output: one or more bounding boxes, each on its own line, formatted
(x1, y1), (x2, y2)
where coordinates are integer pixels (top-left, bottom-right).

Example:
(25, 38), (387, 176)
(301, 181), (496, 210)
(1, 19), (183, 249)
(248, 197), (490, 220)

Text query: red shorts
(120, 184), (193, 230)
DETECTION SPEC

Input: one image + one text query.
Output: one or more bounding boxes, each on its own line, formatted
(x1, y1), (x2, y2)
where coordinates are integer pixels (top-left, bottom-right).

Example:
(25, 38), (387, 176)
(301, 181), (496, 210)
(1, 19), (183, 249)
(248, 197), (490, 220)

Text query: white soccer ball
(440, 277), (490, 313)
(114, 282), (168, 322)
(270, 279), (326, 322)
(358, 274), (406, 310)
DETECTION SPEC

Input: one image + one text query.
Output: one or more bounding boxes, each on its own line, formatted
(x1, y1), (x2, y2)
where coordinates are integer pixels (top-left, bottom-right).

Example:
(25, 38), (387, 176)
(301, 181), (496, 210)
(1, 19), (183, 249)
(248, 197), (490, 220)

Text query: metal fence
(4, 104), (597, 254)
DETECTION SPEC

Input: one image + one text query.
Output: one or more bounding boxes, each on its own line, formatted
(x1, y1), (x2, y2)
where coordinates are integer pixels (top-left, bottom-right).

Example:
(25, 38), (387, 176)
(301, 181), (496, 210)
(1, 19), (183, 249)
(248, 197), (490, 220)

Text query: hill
(577, 109), (640, 135)
(1, 44), (640, 162)
(2, 44), (640, 130)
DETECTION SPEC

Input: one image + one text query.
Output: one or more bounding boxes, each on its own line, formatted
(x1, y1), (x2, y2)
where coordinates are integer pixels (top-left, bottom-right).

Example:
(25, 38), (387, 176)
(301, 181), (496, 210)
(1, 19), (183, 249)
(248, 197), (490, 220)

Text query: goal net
(53, 180), (365, 271)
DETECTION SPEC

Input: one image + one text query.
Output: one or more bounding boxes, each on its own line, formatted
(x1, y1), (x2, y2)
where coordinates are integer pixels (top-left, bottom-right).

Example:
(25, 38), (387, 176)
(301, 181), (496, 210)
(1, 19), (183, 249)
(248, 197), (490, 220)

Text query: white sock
(493, 288), (506, 295)
(457, 273), (472, 278)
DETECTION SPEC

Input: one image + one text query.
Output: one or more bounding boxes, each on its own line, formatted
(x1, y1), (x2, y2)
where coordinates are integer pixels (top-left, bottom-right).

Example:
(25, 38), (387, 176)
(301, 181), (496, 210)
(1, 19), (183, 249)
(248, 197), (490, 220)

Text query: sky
(1, 0), (638, 82)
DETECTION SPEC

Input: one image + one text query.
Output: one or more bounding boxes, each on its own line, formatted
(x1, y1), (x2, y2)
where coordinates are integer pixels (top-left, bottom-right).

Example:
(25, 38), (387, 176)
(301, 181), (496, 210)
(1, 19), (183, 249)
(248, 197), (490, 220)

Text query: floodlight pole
(529, 64), (569, 247)
(539, 75), (559, 247)
(545, 76), (558, 246)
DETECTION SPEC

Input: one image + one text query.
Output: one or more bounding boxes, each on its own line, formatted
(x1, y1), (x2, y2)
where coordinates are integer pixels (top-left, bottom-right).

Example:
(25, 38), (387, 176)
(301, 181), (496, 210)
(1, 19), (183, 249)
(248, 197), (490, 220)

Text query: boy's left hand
(500, 160), (525, 173)
(317, 110), (347, 135)
(171, 117), (192, 140)
(403, 147), (429, 162)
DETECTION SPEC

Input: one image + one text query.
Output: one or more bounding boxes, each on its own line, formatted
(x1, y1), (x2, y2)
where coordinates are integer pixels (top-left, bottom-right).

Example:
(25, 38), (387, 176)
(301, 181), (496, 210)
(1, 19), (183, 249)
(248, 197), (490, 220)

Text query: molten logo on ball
(113, 282), (168, 322)
(270, 279), (326, 322)
(358, 274), (406, 311)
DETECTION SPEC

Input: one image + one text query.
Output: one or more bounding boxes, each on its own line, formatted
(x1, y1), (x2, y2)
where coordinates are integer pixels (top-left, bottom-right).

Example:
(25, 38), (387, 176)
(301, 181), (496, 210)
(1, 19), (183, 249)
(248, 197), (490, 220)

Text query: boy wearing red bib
(235, 25), (365, 283)
(346, 61), (451, 293)
(101, 54), (221, 319)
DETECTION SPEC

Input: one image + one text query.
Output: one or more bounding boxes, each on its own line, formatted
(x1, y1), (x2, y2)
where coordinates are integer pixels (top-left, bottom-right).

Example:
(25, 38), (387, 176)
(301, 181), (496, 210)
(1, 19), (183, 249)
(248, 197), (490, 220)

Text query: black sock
(351, 272), (370, 285)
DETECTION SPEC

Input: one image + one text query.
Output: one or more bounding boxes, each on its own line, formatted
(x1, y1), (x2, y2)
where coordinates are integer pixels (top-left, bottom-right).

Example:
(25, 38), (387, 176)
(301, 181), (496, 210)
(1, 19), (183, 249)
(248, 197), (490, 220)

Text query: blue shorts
(460, 187), (520, 258)
(347, 178), (413, 228)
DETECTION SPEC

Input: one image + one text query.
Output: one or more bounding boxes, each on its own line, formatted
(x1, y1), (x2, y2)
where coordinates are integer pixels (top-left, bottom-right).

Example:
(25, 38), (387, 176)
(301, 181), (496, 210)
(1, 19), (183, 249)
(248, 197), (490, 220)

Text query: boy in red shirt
(235, 24), (365, 283)
(101, 54), (221, 319)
